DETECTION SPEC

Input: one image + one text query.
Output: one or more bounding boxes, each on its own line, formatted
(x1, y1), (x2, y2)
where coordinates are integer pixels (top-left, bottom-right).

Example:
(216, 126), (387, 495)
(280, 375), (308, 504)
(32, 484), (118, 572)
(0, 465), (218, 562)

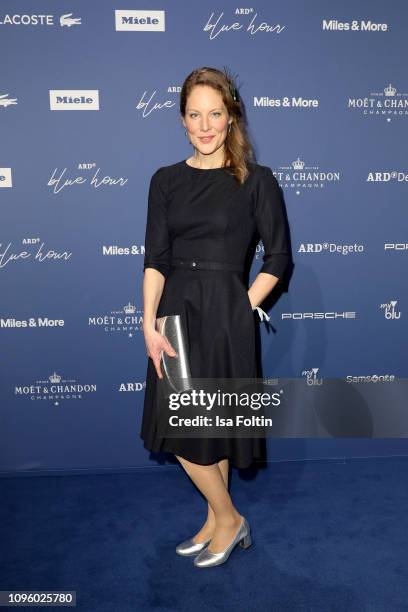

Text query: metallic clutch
(155, 314), (193, 396)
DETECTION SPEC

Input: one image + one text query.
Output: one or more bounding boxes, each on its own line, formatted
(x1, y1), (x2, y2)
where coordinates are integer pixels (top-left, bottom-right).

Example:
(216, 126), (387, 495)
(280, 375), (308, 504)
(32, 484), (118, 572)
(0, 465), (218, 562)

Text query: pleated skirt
(140, 267), (266, 469)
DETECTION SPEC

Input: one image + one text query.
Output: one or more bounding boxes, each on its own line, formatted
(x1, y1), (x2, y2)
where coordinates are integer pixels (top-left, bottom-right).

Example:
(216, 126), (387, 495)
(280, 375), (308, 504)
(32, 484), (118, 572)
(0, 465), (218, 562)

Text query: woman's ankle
(205, 515), (216, 530)
(215, 510), (242, 528)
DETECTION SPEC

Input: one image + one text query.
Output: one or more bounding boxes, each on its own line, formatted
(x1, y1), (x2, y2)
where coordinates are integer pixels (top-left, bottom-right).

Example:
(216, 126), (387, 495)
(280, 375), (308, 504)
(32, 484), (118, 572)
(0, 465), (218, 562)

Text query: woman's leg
(184, 457), (230, 542)
(204, 458), (229, 532)
(176, 455), (242, 552)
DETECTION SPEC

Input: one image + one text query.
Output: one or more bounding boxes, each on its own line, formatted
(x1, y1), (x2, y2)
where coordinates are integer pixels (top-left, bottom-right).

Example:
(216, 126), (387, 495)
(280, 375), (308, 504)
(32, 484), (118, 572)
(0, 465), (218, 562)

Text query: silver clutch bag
(155, 314), (193, 395)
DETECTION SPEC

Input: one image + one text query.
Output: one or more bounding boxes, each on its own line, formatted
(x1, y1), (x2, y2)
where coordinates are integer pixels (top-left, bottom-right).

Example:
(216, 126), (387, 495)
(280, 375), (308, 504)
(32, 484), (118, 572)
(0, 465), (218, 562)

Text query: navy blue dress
(140, 159), (291, 468)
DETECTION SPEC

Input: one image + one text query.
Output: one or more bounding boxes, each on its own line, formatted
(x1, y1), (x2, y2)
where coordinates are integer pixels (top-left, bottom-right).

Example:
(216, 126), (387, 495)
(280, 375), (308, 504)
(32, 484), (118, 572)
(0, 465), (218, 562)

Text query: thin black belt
(171, 258), (244, 272)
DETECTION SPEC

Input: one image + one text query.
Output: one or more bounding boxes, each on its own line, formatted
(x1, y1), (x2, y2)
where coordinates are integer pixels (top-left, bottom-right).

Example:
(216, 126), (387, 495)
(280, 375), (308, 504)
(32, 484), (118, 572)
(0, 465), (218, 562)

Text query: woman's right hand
(144, 327), (177, 379)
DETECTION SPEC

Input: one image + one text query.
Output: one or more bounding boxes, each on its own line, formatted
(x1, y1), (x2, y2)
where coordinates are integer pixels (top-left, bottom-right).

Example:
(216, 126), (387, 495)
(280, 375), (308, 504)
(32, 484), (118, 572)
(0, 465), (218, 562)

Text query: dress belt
(170, 257), (244, 272)
(169, 257), (271, 323)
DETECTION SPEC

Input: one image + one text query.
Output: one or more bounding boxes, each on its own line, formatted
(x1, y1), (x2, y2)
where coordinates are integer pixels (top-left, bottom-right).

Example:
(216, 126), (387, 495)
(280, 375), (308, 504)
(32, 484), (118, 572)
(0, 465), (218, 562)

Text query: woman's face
(182, 85), (231, 156)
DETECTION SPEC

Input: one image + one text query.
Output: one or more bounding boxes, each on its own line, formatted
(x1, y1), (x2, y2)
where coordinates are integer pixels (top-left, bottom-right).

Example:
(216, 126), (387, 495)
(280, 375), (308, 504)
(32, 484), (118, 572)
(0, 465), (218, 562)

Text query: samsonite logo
(49, 90), (99, 110)
(115, 10), (165, 31)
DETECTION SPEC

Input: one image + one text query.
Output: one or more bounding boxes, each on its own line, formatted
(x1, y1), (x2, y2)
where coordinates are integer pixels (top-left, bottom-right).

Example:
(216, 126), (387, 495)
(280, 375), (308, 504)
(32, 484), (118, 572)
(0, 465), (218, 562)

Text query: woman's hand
(144, 327), (177, 379)
(247, 291), (256, 310)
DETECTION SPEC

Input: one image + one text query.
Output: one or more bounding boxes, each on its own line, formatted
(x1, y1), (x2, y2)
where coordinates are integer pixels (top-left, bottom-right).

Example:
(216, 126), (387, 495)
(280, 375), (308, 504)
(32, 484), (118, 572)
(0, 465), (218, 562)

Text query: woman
(141, 67), (292, 568)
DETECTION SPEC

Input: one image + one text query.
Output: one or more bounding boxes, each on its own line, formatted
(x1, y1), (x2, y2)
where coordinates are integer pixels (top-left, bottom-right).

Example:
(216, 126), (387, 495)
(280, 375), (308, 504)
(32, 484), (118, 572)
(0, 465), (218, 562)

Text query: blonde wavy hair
(180, 66), (255, 185)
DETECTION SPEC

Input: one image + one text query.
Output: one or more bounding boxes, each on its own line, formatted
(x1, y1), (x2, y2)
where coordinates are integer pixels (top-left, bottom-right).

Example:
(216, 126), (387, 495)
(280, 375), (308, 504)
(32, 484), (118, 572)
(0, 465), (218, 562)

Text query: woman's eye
(188, 112), (222, 118)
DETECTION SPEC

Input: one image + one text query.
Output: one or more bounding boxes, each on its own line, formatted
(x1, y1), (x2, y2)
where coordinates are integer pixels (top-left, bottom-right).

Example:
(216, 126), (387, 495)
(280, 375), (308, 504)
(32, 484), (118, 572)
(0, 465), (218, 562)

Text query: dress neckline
(184, 159), (228, 171)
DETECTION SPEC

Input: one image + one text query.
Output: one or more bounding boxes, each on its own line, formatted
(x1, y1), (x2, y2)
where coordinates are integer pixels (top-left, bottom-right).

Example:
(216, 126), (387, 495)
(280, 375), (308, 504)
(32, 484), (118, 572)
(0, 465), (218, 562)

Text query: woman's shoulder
(152, 160), (186, 176)
(248, 161), (275, 175)
(245, 162), (278, 190)
(148, 161), (186, 188)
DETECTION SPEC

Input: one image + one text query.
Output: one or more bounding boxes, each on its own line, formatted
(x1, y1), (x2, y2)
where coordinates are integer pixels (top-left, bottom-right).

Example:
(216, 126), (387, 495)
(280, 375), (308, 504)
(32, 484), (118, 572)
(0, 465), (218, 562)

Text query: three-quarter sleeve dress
(141, 159), (292, 469)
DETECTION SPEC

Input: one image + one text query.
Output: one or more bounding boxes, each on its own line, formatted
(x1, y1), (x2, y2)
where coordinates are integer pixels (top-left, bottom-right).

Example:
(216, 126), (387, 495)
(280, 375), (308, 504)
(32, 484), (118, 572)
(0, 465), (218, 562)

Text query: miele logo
(367, 171), (408, 182)
(115, 10), (165, 31)
(281, 312), (356, 320)
(322, 20), (388, 32)
(49, 90), (99, 110)
(0, 168), (12, 187)
(254, 96), (318, 109)
(0, 13), (81, 27)
(298, 243), (364, 255)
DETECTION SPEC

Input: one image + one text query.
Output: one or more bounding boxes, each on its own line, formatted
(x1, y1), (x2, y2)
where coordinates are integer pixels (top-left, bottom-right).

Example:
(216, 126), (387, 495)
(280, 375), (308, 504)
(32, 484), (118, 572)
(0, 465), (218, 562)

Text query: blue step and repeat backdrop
(1, 1), (407, 475)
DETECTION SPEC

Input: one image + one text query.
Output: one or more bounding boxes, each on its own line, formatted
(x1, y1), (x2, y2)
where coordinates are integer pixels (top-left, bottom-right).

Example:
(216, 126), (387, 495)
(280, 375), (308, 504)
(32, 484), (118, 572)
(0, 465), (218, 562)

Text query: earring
(228, 123), (232, 133)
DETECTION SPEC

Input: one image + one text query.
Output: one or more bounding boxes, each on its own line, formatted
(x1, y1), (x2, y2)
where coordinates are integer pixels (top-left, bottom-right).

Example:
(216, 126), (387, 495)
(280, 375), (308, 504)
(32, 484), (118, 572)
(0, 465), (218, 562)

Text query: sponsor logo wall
(1, 2), (407, 473)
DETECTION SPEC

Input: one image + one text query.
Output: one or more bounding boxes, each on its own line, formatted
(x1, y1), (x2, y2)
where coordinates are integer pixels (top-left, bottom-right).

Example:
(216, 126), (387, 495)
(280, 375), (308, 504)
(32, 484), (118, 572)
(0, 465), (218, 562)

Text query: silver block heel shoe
(193, 517), (252, 568)
(176, 536), (212, 556)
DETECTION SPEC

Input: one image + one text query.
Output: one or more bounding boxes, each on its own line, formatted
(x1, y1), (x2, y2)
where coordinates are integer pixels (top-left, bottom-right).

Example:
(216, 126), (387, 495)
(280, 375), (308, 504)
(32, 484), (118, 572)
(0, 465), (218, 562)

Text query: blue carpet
(1, 456), (408, 611)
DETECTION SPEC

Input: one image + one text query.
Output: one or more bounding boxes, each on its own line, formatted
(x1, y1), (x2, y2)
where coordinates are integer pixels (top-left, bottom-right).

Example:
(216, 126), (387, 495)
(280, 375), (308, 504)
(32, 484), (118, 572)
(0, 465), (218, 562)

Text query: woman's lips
(199, 136), (215, 143)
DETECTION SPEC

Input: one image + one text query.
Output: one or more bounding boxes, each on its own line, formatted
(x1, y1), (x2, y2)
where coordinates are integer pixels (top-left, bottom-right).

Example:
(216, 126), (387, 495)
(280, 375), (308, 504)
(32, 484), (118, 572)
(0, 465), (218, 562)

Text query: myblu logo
(49, 90), (99, 110)
(380, 300), (401, 320)
(302, 368), (323, 386)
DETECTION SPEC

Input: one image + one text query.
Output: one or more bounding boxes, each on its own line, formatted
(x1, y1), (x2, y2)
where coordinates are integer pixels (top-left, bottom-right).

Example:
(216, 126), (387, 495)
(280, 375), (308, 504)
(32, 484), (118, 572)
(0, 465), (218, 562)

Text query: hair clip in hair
(228, 82), (239, 102)
(223, 65), (240, 103)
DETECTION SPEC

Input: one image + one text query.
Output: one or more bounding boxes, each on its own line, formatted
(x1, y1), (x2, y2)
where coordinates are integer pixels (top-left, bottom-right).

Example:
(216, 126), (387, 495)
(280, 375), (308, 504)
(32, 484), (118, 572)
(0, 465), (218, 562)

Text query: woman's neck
(188, 151), (229, 169)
